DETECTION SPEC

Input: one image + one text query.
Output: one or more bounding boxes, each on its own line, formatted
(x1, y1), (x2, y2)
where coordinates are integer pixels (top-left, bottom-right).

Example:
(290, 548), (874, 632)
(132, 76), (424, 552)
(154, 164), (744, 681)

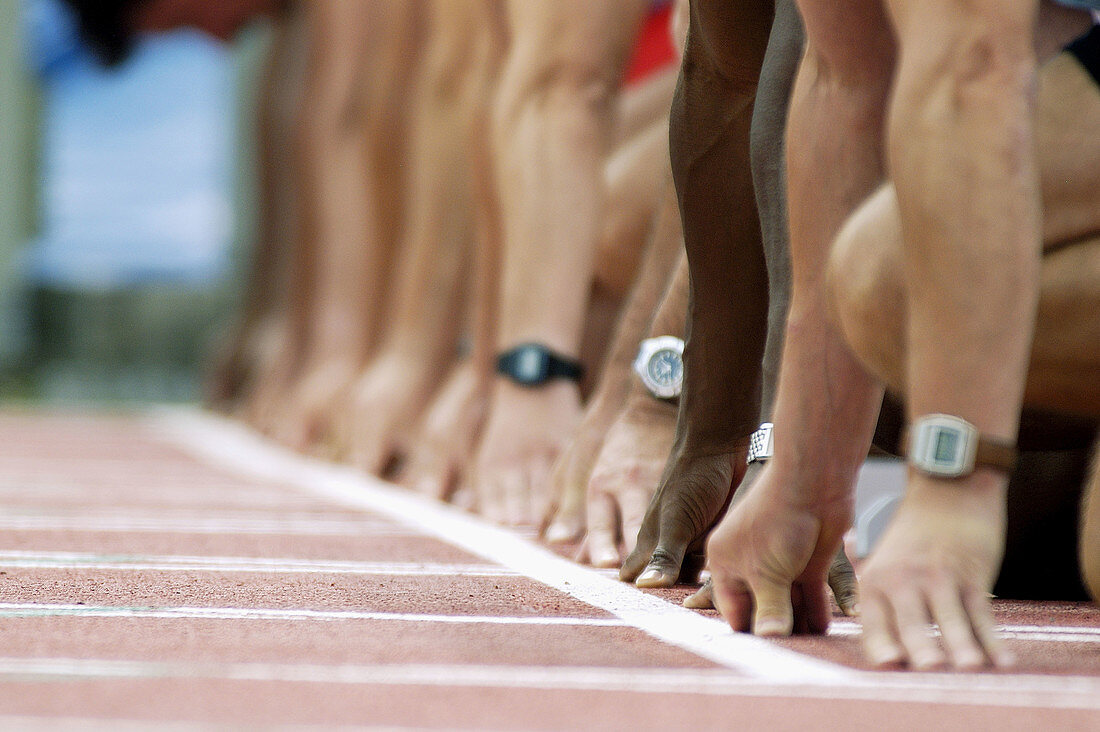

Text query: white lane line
(0, 551), (518, 577)
(0, 515), (414, 536)
(150, 411), (857, 686)
(0, 603), (624, 626)
(3, 658), (1100, 711)
(829, 619), (1100, 645)
(150, 411), (1100, 704)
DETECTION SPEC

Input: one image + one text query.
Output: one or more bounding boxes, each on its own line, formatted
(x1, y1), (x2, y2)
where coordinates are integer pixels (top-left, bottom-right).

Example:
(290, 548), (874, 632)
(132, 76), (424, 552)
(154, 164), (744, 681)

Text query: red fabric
(623, 3), (677, 86)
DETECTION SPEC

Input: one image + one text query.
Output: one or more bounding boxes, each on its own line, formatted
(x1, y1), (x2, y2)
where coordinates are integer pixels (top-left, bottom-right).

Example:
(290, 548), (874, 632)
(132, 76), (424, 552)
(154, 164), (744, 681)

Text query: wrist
(496, 343), (584, 388)
(623, 388), (679, 421)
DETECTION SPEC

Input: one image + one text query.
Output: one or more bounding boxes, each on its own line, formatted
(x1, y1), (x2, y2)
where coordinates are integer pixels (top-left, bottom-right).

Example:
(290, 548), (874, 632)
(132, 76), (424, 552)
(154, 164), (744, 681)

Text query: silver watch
(747, 423), (774, 464)
(633, 336), (685, 400)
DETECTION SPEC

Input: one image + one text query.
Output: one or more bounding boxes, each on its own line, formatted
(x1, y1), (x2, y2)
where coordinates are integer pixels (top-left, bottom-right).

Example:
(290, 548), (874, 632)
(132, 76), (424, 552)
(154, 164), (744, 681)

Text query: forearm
(888, 7), (1040, 444)
(597, 117), (673, 299)
(750, 0), (803, 422)
(297, 3), (375, 366)
(621, 250), (688, 418)
(591, 186), (685, 414)
(670, 46), (768, 449)
(492, 1), (646, 358)
(465, 6), (509, 386)
(770, 38), (891, 502)
(493, 96), (612, 356)
(614, 65), (678, 144)
(377, 8), (492, 365)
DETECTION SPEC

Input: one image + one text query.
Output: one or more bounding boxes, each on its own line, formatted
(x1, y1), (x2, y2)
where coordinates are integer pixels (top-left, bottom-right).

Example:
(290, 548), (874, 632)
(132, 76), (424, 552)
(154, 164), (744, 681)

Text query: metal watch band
(747, 423), (774, 464)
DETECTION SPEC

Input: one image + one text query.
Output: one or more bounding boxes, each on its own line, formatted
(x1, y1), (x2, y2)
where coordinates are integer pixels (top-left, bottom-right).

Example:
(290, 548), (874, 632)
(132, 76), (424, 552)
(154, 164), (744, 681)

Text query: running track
(0, 409), (1098, 730)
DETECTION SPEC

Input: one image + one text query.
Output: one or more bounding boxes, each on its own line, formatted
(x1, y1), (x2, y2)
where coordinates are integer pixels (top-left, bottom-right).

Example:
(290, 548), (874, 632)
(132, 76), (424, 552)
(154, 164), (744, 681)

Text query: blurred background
(0, 0), (267, 404)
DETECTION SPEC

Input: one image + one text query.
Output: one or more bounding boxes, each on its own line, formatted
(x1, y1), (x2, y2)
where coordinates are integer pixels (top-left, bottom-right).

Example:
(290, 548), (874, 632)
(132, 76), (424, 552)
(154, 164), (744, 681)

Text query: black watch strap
(496, 343), (584, 387)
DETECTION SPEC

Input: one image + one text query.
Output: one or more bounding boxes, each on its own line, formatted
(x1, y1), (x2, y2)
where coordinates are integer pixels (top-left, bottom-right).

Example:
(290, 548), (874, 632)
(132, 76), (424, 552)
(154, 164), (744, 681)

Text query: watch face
(647, 348), (683, 391)
(932, 429), (960, 466)
(514, 346), (550, 384)
(910, 415), (977, 478)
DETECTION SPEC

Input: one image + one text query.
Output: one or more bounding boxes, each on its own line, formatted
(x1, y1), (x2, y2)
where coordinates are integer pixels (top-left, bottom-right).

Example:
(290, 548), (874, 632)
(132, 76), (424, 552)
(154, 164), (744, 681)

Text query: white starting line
(0, 514), (415, 537)
(151, 410), (851, 687)
(144, 409), (1100, 709)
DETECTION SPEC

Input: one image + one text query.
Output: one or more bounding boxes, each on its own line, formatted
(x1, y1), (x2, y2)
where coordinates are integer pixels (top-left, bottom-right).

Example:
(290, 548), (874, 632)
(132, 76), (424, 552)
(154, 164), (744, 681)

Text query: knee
(824, 186), (905, 389)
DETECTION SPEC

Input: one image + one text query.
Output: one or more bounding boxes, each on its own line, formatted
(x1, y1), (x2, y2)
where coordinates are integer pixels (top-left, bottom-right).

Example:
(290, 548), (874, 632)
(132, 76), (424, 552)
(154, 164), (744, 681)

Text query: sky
(23, 0), (234, 290)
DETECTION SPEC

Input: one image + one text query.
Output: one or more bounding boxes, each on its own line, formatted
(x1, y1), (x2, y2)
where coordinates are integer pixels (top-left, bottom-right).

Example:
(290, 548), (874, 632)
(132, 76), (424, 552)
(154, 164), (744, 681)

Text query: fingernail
(544, 523), (573, 544)
(594, 550), (620, 568)
(754, 619), (786, 636)
(637, 568), (661, 584)
(913, 651), (944, 670)
(849, 603), (861, 617)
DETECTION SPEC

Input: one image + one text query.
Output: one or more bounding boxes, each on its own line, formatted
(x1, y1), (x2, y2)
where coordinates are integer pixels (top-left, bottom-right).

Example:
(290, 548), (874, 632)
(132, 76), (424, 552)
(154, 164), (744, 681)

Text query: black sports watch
(496, 343), (584, 387)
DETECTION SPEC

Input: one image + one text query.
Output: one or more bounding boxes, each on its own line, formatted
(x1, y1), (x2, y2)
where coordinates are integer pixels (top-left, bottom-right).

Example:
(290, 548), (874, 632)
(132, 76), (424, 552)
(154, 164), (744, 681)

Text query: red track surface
(1, 408), (1098, 730)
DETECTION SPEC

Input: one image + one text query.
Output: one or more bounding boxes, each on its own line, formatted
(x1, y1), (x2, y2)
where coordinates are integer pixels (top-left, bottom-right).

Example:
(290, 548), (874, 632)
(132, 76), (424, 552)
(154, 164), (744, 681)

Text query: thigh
(1029, 236), (1100, 416)
(1038, 46), (1100, 247)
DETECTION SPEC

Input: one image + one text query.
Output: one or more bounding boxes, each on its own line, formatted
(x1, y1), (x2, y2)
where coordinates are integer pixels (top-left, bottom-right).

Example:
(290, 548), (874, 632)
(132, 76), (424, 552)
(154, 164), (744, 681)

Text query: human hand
(541, 395), (621, 545)
(579, 397), (677, 567)
(239, 319), (299, 435)
(706, 464), (852, 636)
(469, 380), (582, 525)
(399, 361), (489, 502)
(274, 358), (358, 455)
(859, 472), (1013, 670)
(684, 547), (860, 617)
(337, 352), (441, 476)
(203, 318), (252, 412)
(619, 442), (748, 588)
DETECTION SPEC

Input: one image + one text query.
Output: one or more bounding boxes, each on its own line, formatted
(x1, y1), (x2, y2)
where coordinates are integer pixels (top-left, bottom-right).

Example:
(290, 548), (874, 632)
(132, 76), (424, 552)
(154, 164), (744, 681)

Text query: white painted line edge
(0, 603), (624, 626)
(149, 409), (853, 686)
(2, 658), (1100, 712)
